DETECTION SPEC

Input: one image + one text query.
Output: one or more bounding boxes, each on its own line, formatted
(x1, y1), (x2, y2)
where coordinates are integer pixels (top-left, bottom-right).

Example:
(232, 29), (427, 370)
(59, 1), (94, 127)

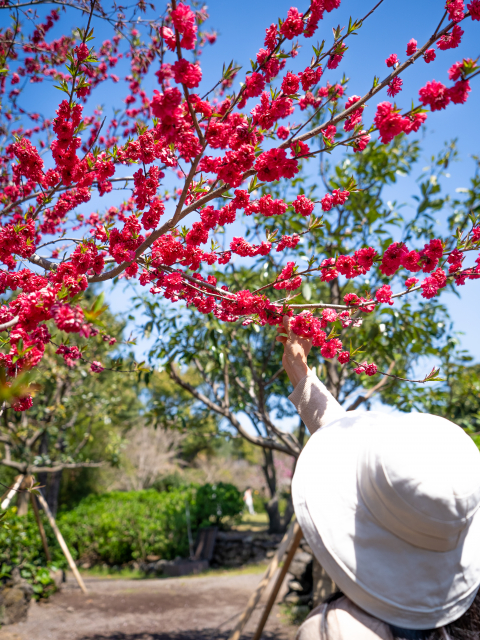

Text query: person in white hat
(276, 316), (480, 640)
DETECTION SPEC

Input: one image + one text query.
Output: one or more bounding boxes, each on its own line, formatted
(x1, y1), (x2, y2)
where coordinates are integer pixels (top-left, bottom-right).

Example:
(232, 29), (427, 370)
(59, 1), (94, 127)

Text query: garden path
(0, 569), (298, 640)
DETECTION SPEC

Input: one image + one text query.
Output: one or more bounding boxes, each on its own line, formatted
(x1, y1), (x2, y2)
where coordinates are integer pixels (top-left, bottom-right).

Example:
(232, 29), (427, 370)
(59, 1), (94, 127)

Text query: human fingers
(276, 322), (288, 343)
(282, 314), (292, 338)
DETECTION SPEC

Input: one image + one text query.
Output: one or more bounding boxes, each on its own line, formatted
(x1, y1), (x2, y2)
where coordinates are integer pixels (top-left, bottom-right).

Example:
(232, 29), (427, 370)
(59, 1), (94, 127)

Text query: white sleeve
(288, 371), (346, 435)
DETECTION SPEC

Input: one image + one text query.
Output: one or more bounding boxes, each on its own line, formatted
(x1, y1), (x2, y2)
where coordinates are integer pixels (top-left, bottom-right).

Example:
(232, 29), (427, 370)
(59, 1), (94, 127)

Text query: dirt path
(0, 570), (299, 640)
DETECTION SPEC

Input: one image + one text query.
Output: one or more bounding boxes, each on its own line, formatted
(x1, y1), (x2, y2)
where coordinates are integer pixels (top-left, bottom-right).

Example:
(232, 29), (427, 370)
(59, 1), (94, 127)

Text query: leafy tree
(0, 306), (142, 515)
(146, 369), (221, 464)
(140, 137), (478, 531)
(405, 348), (480, 446)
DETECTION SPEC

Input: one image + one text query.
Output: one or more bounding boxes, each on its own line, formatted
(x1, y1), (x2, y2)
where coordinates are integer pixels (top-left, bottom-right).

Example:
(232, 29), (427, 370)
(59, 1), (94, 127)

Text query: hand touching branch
(276, 316), (313, 388)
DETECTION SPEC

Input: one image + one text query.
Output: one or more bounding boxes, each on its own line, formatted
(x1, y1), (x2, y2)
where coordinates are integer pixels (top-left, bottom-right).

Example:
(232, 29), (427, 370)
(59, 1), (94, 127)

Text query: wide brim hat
(292, 410), (480, 629)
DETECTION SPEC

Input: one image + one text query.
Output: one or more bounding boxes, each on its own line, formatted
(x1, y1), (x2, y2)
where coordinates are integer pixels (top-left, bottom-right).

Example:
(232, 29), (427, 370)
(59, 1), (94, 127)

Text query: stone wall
(284, 540), (314, 607)
(0, 569), (33, 626)
(211, 530), (284, 567)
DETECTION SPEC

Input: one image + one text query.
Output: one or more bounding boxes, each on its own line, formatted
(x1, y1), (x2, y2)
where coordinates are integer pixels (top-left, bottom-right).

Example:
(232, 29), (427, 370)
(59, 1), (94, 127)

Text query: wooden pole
(0, 474), (24, 510)
(252, 522), (303, 640)
(30, 493), (52, 563)
(227, 518), (298, 640)
(36, 490), (88, 595)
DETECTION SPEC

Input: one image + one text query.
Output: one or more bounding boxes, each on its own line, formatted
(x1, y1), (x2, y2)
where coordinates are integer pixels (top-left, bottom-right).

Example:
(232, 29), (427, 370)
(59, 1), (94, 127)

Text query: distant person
(243, 487), (255, 515)
(277, 316), (480, 639)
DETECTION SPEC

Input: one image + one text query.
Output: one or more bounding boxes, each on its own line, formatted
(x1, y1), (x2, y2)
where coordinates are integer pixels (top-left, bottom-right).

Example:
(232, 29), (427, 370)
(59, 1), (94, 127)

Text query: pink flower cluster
(374, 102), (427, 144)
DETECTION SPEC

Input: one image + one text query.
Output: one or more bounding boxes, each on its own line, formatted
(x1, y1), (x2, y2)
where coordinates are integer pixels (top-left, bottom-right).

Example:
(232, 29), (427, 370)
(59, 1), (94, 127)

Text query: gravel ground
(0, 570), (299, 640)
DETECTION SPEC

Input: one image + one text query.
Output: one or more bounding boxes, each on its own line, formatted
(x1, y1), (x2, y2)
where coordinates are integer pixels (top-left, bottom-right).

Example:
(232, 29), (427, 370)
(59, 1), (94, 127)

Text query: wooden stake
(252, 522), (303, 640)
(0, 474), (24, 510)
(36, 490), (88, 595)
(30, 493), (52, 563)
(227, 518), (298, 640)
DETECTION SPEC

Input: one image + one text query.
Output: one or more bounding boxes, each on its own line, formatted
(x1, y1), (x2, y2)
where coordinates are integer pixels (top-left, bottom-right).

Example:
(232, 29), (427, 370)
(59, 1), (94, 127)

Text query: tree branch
(0, 316), (19, 331)
(31, 461), (103, 473)
(346, 361), (395, 411)
(169, 363), (294, 454)
(0, 459), (27, 472)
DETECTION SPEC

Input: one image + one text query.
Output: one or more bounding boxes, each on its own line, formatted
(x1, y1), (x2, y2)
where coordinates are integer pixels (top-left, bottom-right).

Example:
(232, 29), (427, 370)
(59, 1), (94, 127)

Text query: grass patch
(233, 511), (269, 531)
(78, 561), (269, 581)
(79, 566), (145, 580)
(191, 561), (268, 579)
(279, 602), (311, 626)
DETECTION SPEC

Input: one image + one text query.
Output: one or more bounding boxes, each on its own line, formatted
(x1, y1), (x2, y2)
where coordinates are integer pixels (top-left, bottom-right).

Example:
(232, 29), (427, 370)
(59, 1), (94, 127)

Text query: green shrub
(0, 506), (59, 599)
(57, 483), (243, 565)
(0, 483), (243, 588)
(58, 487), (195, 565)
(195, 483), (244, 527)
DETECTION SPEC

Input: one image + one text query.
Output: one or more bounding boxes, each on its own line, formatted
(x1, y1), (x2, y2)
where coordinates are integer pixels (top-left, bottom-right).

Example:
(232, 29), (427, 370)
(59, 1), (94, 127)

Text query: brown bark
(325, 278), (342, 400)
(16, 475), (31, 516)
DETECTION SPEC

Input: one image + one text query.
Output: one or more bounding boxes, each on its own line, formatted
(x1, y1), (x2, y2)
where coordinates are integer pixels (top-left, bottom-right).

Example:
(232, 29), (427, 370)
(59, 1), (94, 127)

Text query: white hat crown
(358, 414), (480, 552)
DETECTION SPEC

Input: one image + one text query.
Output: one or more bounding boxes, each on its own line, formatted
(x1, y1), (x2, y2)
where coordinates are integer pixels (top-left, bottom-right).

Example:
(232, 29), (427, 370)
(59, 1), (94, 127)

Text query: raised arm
(276, 316), (346, 435)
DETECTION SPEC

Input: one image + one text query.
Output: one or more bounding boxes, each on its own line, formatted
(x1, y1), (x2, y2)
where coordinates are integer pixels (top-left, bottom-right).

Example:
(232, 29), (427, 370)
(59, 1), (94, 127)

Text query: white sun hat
(292, 410), (480, 629)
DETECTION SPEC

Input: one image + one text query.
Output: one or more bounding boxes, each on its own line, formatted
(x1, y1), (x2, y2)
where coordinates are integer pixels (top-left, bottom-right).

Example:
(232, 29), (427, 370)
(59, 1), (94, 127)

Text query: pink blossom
(374, 102), (409, 144)
(385, 53), (399, 68)
(365, 363), (378, 376)
(387, 77), (403, 97)
(424, 49), (436, 63)
(380, 242), (408, 276)
(281, 71), (300, 95)
(54, 304), (84, 333)
(437, 24), (464, 50)
(446, 0), (465, 22)
(355, 247), (377, 271)
(419, 80), (450, 111)
(353, 131), (371, 153)
(468, 0), (480, 19)
(293, 194), (315, 217)
(264, 23), (278, 50)
(375, 284), (394, 305)
(280, 7), (304, 39)
(321, 338), (342, 359)
(406, 39), (417, 55)
(448, 80), (471, 104)
(12, 395), (33, 411)
(322, 124), (337, 142)
(172, 59), (202, 89)
(90, 361), (105, 373)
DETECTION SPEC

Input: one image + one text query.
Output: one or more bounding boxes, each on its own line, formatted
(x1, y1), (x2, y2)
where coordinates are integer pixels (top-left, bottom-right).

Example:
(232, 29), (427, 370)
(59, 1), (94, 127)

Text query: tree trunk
(36, 431), (49, 497)
(265, 494), (284, 534)
(261, 448), (283, 533)
(16, 479), (30, 516)
(46, 469), (62, 517)
(326, 279), (342, 399)
(261, 448), (295, 534)
(282, 491), (295, 528)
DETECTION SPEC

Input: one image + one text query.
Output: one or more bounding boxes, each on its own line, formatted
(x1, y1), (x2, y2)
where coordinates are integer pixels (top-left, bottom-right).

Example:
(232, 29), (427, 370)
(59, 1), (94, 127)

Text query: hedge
(0, 482), (243, 594)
